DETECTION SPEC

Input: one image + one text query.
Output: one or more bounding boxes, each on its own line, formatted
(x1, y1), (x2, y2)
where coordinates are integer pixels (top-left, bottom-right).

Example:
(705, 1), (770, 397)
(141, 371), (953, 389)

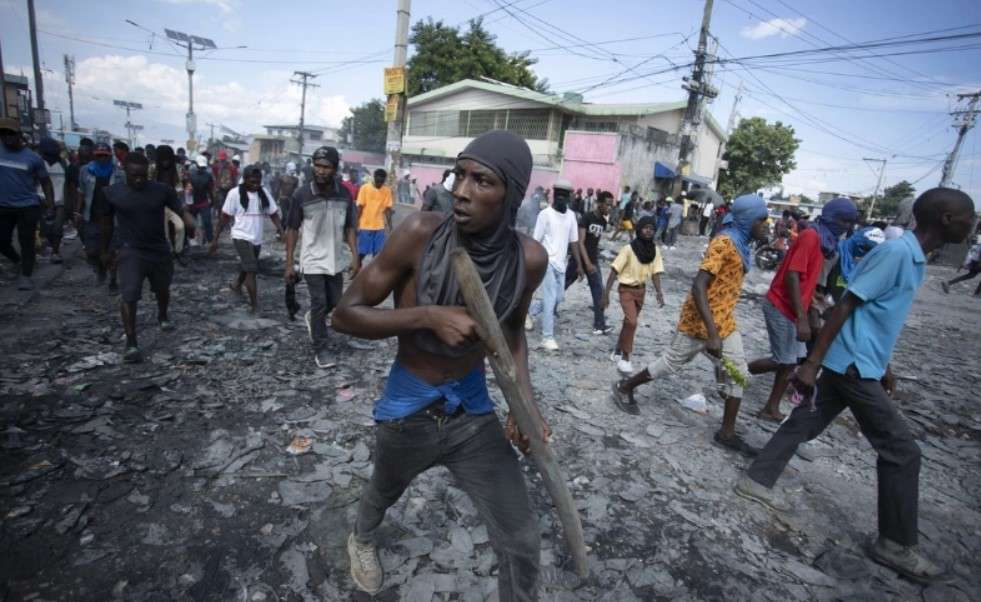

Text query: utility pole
(673, 0), (717, 197)
(863, 157), (887, 217)
(27, 0), (47, 137)
(64, 55), (77, 130)
(715, 79), (743, 181)
(113, 100), (143, 147)
(206, 121), (218, 145)
(385, 0), (411, 186)
(940, 91), (981, 188)
(162, 28), (217, 153)
(291, 71), (319, 158)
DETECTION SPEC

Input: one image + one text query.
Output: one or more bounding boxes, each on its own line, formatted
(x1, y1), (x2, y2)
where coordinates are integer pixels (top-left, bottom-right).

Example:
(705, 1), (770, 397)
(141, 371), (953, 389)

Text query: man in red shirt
(748, 197), (858, 421)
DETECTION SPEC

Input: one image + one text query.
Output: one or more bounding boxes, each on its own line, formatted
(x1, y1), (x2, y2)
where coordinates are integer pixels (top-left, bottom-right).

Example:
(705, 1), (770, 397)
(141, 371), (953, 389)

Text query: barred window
(506, 109), (551, 140)
(409, 108), (553, 140)
(408, 111), (461, 137)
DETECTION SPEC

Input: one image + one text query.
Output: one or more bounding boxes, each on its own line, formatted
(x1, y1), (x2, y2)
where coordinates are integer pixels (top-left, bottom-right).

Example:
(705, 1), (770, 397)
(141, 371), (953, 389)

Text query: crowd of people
(2, 118), (980, 598)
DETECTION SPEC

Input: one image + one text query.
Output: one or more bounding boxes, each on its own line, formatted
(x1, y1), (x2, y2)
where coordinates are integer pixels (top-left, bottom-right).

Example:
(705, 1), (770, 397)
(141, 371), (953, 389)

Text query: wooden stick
(450, 249), (588, 577)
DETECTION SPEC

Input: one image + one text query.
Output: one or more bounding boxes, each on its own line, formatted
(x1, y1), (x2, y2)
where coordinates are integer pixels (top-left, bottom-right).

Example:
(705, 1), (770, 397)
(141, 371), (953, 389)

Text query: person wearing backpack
(188, 156), (215, 244)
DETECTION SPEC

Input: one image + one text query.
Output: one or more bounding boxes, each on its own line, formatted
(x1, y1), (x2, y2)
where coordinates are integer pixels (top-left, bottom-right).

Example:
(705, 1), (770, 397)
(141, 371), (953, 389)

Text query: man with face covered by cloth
(332, 130), (550, 600)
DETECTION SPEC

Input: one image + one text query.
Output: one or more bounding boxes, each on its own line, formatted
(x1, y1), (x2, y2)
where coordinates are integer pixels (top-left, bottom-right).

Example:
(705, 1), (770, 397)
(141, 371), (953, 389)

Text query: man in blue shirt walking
(0, 118), (55, 290)
(735, 188), (975, 585)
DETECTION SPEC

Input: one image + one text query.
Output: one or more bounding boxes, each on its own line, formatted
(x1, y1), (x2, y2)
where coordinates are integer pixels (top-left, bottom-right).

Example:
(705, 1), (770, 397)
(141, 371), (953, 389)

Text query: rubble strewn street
(2, 226), (978, 601)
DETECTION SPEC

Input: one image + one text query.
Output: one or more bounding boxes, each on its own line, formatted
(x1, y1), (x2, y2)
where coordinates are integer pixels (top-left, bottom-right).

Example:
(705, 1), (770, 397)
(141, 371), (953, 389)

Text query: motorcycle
(754, 236), (788, 271)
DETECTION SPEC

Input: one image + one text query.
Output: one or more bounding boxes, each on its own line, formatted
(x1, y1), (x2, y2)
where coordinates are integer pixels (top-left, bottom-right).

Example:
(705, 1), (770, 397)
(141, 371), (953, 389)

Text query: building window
(408, 110), (461, 137)
(408, 108), (553, 140)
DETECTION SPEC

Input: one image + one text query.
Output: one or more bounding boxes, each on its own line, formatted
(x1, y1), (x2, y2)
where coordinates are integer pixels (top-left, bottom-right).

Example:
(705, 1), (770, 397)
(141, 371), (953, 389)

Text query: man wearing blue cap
(612, 193), (769, 456)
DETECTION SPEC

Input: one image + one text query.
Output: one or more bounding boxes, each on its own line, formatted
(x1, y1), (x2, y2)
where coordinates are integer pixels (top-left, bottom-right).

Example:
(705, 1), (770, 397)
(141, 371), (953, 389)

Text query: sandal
(713, 431), (759, 457)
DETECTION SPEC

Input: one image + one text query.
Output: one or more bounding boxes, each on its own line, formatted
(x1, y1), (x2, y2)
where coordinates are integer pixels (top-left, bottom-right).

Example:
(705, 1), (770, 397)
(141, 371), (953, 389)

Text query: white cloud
(55, 54), (350, 142)
(740, 17), (807, 40)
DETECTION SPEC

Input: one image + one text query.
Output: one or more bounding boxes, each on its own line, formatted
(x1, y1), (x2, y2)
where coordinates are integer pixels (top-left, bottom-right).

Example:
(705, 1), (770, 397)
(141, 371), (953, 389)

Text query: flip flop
(713, 431), (759, 457)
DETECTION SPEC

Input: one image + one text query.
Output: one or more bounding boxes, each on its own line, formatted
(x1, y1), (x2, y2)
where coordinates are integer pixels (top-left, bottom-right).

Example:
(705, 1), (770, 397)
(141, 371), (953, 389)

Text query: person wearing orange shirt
(612, 194), (769, 456)
(355, 168), (394, 260)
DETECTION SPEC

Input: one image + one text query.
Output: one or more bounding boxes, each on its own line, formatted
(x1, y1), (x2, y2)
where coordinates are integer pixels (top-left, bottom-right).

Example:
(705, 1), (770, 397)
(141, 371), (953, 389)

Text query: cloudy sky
(3, 0), (981, 206)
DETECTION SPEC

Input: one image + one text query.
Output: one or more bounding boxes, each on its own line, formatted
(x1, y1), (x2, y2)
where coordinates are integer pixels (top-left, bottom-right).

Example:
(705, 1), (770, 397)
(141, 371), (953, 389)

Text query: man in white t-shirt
(527, 178), (583, 350)
(35, 138), (68, 264)
(210, 165), (283, 313)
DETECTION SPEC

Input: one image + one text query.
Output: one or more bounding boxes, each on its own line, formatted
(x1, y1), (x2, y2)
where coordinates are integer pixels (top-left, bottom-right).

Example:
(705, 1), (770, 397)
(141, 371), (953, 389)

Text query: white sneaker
(525, 314), (534, 331)
(542, 337), (559, 351)
(617, 358), (634, 374)
(610, 351), (622, 363)
(347, 533), (383, 594)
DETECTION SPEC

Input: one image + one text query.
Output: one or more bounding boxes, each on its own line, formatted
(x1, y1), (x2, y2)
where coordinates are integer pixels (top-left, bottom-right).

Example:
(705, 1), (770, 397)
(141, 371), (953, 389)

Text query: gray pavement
(1, 225), (979, 601)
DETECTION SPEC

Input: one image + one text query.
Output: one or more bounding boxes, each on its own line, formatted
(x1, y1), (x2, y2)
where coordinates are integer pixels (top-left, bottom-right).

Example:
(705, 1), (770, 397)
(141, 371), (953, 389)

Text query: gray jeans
(304, 272), (343, 350)
(747, 366), (921, 545)
(355, 411), (540, 601)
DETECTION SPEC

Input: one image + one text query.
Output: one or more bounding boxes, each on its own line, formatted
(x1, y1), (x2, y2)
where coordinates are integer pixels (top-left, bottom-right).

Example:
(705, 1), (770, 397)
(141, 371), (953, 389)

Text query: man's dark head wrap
(414, 130), (532, 357)
(631, 215), (658, 264)
(239, 164), (270, 212)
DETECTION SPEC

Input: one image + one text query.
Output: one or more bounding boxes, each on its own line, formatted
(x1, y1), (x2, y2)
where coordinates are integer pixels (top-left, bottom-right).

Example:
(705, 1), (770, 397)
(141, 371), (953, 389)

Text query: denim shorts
(762, 298), (807, 365)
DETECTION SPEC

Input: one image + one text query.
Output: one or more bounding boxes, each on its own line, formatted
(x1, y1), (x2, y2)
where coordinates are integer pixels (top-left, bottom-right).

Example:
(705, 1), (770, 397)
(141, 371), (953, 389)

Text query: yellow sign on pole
(384, 96), (400, 122)
(384, 67), (406, 95)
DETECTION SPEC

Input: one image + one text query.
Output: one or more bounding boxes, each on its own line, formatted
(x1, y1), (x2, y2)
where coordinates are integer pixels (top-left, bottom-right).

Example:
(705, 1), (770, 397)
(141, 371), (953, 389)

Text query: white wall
(635, 109), (684, 133)
(691, 121), (723, 184)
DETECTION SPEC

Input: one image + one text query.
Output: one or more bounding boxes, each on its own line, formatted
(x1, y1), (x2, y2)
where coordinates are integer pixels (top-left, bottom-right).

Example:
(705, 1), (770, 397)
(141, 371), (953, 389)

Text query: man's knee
(496, 513), (540, 560)
(881, 437), (921, 470)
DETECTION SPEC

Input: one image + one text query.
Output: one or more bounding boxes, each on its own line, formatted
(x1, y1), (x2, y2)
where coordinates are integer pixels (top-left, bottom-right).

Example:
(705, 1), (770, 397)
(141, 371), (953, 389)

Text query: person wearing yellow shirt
(355, 168), (394, 260)
(603, 216), (665, 376)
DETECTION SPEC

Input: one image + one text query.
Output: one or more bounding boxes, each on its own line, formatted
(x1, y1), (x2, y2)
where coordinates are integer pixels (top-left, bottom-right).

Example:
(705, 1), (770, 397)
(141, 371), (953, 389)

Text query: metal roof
(407, 78), (726, 140)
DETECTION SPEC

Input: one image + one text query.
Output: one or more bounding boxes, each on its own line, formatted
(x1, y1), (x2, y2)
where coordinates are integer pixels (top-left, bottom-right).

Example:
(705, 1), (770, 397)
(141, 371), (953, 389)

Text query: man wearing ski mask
(333, 130), (550, 600)
(526, 178), (585, 351)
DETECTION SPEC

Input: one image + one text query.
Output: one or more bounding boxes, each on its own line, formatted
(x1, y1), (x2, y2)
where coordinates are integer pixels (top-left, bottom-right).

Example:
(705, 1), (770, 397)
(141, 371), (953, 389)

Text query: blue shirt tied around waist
(373, 360), (496, 421)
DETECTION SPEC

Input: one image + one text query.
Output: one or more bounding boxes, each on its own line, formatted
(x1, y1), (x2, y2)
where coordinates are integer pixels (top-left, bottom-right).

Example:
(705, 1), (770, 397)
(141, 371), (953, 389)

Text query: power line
(771, 0), (950, 89)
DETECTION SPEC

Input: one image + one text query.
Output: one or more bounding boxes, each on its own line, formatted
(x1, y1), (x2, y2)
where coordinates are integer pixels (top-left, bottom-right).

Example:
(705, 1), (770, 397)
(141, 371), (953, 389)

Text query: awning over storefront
(653, 161), (675, 179)
(682, 172), (713, 187)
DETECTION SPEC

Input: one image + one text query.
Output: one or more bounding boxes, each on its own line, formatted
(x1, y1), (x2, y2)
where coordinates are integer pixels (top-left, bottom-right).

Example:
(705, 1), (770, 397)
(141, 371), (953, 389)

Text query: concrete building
(401, 78), (726, 201)
(2, 74), (32, 132)
(248, 124), (341, 166)
(817, 191), (864, 206)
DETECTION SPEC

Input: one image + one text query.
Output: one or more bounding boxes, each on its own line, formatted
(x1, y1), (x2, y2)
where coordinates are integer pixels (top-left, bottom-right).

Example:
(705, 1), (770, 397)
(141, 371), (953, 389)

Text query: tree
(870, 180), (915, 218)
(717, 117), (800, 199)
(408, 18), (548, 96)
(340, 99), (386, 153)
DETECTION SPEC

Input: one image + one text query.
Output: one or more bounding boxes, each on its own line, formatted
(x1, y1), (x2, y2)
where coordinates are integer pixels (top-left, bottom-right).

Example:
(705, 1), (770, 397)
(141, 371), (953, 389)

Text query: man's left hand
(655, 291), (665, 307)
(505, 413), (551, 455)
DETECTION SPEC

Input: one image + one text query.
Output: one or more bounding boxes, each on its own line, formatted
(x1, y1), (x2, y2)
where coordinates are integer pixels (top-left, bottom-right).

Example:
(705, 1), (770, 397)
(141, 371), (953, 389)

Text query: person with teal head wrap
(613, 192), (770, 457)
(717, 193), (769, 272)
